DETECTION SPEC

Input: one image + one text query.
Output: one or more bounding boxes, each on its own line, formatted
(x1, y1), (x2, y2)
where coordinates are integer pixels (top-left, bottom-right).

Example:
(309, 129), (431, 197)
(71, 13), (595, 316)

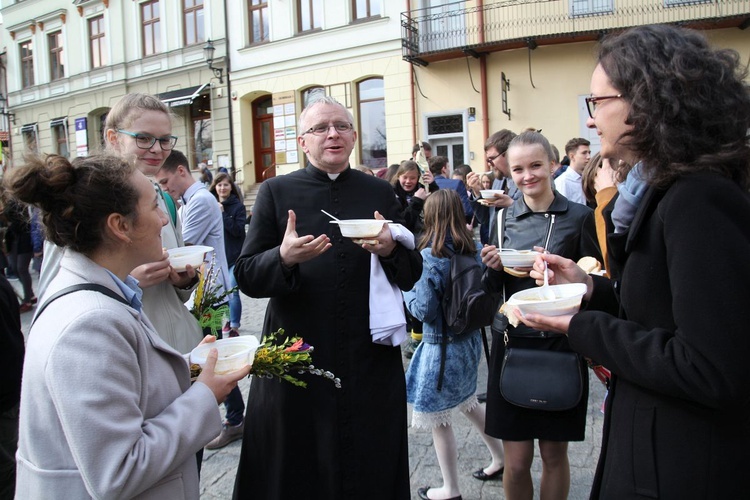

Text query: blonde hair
(104, 93), (173, 150)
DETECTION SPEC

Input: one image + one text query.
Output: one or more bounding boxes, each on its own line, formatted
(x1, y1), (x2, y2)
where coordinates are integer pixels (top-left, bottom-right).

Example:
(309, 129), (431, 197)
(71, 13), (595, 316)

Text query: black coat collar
(624, 185), (665, 253)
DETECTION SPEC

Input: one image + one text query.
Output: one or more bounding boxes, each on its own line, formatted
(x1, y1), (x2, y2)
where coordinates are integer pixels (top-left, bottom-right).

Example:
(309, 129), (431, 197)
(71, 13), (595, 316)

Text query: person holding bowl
(38, 93), (203, 354)
(480, 130), (601, 500)
(519, 25), (750, 498)
(6, 154), (249, 499)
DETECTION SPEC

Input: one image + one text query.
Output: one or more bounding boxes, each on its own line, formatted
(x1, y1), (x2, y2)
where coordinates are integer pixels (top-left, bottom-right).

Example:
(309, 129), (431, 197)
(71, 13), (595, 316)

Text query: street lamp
(203, 39), (224, 84)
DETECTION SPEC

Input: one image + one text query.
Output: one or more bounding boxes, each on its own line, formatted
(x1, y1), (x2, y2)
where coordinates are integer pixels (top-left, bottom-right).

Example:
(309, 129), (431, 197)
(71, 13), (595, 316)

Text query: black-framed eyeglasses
(585, 94), (622, 119)
(303, 122), (354, 136)
(117, 130), (178, 150)
(486, 150), (506, 164)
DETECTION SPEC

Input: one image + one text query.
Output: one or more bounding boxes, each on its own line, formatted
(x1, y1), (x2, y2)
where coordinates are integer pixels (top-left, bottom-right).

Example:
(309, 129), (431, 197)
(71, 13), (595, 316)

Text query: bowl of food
(167, 245), (213, 272)
(507, 283), (588, 317)
(480, 189), (505, 199)
(330, 219), (391, 238)
(190, 336), (260, 375)
(499, 249), (540, 268)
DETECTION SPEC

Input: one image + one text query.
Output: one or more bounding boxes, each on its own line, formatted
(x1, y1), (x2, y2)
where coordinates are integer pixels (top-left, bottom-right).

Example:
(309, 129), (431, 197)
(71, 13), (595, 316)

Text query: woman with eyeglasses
(520, 25), (750, 498)
(38, 93), (203, 354)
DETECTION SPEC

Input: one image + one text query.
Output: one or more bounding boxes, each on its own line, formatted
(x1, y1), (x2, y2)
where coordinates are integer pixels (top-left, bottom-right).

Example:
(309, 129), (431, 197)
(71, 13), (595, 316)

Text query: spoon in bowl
(321, 209), (340, 222)
(539, 261), (556, 301)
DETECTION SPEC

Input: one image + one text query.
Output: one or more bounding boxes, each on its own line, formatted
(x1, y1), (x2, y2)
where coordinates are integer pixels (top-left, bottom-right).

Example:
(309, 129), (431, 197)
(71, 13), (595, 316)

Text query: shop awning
(158, 84), (209, 108)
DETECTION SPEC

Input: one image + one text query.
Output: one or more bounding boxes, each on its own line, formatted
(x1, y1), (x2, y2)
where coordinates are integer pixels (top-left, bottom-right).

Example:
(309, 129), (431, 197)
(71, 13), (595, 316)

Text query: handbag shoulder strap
(32, 283), (130, 326)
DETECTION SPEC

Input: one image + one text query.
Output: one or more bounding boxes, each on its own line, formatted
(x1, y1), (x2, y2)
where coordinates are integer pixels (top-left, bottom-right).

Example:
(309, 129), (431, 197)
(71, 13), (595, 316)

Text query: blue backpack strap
(32, 283), (130, 326)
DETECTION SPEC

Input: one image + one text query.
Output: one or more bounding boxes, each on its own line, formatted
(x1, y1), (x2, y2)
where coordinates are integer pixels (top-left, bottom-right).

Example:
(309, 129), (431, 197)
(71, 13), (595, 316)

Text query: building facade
(226, 0), (750, 191)
(2, 0), (747, 191)
(0, 0), (230, 174)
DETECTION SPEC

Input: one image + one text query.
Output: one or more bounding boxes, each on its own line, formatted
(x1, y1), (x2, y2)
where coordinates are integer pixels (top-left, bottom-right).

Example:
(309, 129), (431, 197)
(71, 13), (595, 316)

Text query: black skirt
(485, 327), (589, 441)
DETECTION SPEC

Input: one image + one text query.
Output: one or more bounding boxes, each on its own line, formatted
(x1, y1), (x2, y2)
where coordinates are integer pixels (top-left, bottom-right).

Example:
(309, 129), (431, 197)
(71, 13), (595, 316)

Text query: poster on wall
(272, 91), (297, 172)
(75, 117), (88, 157)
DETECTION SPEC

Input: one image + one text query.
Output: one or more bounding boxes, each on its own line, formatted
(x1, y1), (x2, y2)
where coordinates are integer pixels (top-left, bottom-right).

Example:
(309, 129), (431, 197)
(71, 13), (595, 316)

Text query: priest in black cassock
(232, 97), (422, 500)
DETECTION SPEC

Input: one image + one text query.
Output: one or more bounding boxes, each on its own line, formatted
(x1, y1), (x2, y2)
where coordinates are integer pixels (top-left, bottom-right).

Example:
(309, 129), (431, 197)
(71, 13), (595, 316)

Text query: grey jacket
(15, 250), (222, 499)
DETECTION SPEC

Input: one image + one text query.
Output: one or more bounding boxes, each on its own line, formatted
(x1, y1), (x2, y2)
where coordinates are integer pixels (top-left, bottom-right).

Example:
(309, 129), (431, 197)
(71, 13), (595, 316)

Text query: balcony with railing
(401, 0), (750, 64)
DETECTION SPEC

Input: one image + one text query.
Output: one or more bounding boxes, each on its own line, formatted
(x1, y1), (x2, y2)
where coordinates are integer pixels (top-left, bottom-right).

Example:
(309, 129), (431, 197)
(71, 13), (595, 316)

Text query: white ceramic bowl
(190, 336), (260, 375)
(499, 249), (540, 268)
(507, 283), (588, 317)
(480, 189), (505, 199)
(330, 219), (391, 238)
(167, 245), (213, 272)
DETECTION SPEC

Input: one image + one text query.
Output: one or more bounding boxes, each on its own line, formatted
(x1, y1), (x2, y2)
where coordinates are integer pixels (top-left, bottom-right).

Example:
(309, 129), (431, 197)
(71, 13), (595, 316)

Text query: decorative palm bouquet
(250, 329), (341, 388)
(190, 254), (235, 337)
(189, 258), (340, 389)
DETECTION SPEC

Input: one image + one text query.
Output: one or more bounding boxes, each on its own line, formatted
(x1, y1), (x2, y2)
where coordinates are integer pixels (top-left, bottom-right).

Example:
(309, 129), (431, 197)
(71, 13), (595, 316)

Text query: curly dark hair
(2, 153), (138, 254)
(598, 24), (750, 190)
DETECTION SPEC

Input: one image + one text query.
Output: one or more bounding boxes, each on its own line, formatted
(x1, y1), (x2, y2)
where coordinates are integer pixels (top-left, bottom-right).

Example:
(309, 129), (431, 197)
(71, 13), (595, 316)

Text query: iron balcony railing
(402, 0), (750, 61)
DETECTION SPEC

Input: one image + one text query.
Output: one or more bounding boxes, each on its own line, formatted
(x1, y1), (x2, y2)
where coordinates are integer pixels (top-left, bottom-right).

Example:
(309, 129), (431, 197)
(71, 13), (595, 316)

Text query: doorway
(433, 138), (466, 171)
(424, 110), (469, 171)
(253, 96), (275, 181)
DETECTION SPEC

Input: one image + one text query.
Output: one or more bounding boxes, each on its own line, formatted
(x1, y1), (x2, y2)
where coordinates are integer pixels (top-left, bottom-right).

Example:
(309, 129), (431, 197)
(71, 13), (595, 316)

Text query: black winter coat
(0, 274), (24, 411)
(569, 173), (750, 499)
(4, 200), (32, 254)
(219, 194), (247, 266)
(393, 181), (426, 236)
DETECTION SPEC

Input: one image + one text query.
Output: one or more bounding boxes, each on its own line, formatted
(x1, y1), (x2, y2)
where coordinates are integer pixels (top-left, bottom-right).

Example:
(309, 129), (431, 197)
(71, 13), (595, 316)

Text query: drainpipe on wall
(223, 0), (237, 181)
(478, 0), (489, 142)
(407, 0), (417, 148)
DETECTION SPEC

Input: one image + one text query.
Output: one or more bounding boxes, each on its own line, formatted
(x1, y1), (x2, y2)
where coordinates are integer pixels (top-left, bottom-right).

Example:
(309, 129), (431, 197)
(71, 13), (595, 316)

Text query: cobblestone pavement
(17, 276), (604, 500)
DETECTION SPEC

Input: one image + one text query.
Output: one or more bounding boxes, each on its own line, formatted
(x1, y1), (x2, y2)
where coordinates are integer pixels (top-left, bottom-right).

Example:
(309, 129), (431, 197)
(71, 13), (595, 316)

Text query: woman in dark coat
(209, 173), (247, 336)
(520, 25), (750, 499)
(391, 160), (436, 238)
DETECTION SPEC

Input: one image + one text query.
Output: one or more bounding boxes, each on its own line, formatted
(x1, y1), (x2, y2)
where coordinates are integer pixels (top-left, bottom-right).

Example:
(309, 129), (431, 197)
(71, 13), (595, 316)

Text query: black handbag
(499, 341), (583, 411)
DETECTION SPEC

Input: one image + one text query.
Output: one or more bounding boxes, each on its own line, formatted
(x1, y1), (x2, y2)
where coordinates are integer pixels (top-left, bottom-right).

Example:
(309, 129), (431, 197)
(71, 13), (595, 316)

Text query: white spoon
(539, 261), (556, 301)
(321, 209), (340, 222)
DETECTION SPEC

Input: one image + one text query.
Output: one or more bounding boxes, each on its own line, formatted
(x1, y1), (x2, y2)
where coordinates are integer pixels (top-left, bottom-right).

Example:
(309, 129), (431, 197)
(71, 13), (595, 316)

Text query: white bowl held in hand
(190, 336), (260, 375)
(499, 249), (540, 268)
(480, 189), (505, 199)
(330, 219), (391, 238)
(167, 245), (213, 272)
(507, 283), (588, 317)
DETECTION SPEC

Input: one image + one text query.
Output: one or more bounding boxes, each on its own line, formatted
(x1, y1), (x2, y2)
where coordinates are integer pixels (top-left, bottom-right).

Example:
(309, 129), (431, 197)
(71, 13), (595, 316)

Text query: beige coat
(15, 250), (222, 499)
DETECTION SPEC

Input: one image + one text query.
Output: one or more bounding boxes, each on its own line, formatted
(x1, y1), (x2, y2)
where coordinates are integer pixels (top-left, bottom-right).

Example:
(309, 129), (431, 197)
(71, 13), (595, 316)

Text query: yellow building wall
(231, 27), (750, 185)
(413, 26), (750, 169)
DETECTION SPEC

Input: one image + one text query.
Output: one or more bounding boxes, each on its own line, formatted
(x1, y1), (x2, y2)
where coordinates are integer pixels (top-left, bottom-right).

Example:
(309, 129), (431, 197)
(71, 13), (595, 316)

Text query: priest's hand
(279, 210), (331, 267)
(360, 211), (397, 257)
